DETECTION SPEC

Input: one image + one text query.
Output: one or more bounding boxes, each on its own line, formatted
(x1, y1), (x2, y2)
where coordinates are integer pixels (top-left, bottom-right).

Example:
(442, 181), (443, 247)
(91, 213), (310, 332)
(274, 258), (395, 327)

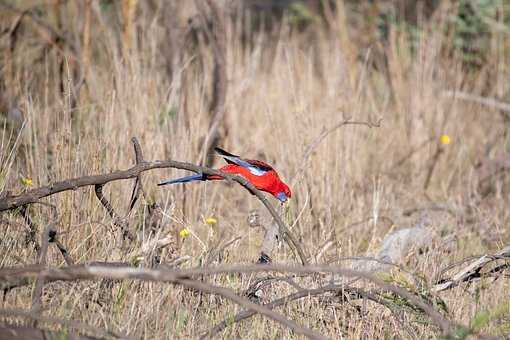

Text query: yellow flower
(204, 217), (218, 225)
(179, 228), (190, 238)
(21, 177), (33, 187)
(439, 134), (451, 145)
(130, 255), (144, 266)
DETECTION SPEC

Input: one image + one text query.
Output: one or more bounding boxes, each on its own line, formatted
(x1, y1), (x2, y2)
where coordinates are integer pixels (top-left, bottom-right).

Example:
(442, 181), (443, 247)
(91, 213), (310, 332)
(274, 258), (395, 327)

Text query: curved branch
(0, 138), (308, 265)
(0, 263), (456, 335)
(180, 278), (326, 340)
(433, 245), (510, 292)
(0, 264), (326, 340)
(204, 285), (397, 338)
(94, 184), (133, 240)
(291, 118), (381, 186)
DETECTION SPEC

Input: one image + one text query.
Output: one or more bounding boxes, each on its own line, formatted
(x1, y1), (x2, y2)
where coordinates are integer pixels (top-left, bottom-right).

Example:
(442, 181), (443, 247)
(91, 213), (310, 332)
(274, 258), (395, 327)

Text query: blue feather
(158, 173), (204, 186)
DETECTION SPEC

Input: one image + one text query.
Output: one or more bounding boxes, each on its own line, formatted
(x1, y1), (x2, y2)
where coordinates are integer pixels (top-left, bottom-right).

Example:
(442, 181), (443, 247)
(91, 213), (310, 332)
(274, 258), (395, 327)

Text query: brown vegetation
(1, 1), (509, 339)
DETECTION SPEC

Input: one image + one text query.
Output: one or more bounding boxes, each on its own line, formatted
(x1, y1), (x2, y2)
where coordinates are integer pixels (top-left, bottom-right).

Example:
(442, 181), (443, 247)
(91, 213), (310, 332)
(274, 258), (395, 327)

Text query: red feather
(207, 164), (291, 200)
(161, 147), (291, 202)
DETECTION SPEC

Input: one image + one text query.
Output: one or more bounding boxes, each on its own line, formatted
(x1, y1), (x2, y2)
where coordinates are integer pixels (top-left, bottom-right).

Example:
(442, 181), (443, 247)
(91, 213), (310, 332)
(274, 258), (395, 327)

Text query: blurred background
(1, 0), (510, 338)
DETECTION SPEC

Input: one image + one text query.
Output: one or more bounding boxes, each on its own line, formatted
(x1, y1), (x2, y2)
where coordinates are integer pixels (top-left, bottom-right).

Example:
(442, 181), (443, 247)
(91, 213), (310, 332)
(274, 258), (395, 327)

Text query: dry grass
(1, 1), (509, 339)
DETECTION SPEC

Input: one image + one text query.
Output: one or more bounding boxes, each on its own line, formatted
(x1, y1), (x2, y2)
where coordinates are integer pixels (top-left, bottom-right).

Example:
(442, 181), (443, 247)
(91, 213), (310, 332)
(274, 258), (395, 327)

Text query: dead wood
(0, 263), (457, 335)
(52, 237), (74, 266)
(94, 184), (132, 241)
(204, 284), (400, 339)
(433, 245), (510, 292)
(179, 278), (326, 340)
(0, 264), (329, 340)
(443, 90), (510, 119)
(424, 145), (443, 190)
(0, 137), (308, 265)
(247, 209), (280, 263)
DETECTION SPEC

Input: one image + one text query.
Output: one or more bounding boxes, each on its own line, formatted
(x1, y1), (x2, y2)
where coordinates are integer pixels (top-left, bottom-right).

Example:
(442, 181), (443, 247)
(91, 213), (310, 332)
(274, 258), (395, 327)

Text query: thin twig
(49, 228), (74, 266)
(402, 202), (460, 217)
(291, 118), (381, 186)
(389, 137), (434, 171)
(94, 184), (132, 240)
(245, 275), (306, 296)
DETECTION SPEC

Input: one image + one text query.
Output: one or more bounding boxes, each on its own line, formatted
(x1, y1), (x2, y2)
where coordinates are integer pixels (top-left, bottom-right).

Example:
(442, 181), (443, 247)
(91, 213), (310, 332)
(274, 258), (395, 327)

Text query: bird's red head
(275, 182), (292, 202)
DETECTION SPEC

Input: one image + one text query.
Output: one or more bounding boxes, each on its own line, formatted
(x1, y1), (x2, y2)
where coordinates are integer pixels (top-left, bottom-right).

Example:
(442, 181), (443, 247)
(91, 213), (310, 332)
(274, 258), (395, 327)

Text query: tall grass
(1, 1), (509, 338)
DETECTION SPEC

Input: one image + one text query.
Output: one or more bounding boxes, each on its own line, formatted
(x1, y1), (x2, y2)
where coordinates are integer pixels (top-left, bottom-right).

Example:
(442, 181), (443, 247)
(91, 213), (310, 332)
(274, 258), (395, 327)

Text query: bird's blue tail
(158, 173), (205, 186)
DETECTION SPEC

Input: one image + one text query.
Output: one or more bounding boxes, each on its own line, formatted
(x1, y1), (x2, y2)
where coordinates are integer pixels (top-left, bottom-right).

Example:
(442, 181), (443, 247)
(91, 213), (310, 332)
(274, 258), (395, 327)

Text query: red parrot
(158, 147), (291, 202)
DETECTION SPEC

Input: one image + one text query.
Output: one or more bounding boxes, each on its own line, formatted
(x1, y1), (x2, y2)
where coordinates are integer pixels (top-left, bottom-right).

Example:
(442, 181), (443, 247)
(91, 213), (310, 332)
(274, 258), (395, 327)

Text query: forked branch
(0, 264), (329, 340)
(0, 138), (308, 265)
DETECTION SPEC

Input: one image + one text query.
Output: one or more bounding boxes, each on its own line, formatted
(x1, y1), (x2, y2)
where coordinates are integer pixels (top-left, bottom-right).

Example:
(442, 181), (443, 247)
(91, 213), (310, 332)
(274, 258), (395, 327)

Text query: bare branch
(0, 161), (241, 210)
(180, 278), (326, 340)
(291, 118), (381, 186)
(433, 245), (510, 292)
(49, 229), (74, 266)
(0, 264), (327, 340)
(388, 137), (434, 171)
(423, 146), (443, 190)
(94, 184), (132, 240)
(0, 263), (456, 335)
(204, 284), (398, 338)
(0, 138), (308, 264)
